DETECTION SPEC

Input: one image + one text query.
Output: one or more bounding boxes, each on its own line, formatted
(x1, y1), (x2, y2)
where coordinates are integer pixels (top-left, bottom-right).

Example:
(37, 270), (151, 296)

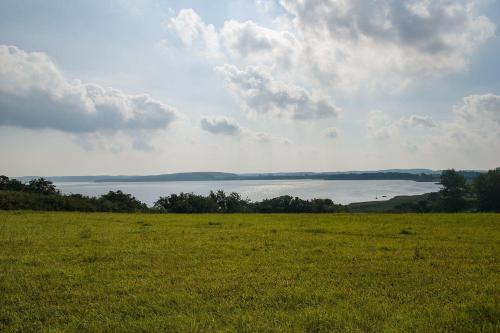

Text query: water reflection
(55, 179), (441, 207)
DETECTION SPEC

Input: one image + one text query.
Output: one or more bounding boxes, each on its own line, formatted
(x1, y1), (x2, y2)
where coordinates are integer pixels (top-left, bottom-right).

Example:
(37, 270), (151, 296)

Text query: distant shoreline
(15, 170), (484, 185)
(14, 169), (458, 184)
(94, 175), (440, 183)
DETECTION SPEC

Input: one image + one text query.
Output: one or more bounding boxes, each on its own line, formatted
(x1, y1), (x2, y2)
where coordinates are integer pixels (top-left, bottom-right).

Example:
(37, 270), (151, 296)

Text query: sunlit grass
(0, 212), (499, 332)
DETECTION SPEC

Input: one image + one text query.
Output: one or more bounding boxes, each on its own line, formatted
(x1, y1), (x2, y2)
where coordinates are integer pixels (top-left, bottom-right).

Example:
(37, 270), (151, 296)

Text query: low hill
(15, 170), (483, 183)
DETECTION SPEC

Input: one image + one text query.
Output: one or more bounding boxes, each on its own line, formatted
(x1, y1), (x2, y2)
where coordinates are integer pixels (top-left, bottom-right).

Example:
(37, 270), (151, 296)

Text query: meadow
(0, 212), (499, 332)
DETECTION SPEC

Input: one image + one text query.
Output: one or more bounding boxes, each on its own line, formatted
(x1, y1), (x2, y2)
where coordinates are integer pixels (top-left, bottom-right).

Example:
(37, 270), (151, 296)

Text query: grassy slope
(0, 212), (499, 332)
(348, 194), (428, 212)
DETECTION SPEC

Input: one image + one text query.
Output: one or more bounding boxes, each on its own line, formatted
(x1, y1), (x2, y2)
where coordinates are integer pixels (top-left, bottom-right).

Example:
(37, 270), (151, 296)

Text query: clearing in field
(0, 212), (499, 332)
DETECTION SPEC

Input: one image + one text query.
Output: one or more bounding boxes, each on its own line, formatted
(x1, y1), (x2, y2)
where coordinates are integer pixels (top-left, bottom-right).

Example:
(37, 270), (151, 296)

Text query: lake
(54, 179), (441, 206)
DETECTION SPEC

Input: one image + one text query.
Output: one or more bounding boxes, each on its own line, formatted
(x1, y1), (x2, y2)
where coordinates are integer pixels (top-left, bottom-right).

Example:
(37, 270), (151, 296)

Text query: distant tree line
(1, 176), (59, 195)
(1, 168), (499, 213)
(0, 176), (146, 212)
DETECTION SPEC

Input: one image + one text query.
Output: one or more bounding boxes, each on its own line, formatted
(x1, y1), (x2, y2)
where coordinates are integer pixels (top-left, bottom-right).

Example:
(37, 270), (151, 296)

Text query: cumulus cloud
(366, 110), (437, 140)
(322, 127), (338, 139)
(442, 93), (500, 144)
(167, 9), (220, 58)
(278, 0), (496, 90)
(403, 93), (500, 165)
(167, 2), (495, 92)
(397, 115), (437, 128)
(215, 64), (339, 120)
(220, 20), (298, 68)
(200, 115), (290, 144)
(364, 94), (500, 164)
(0, 45), (181, 134)
(279, 0), (494, 52)
(456, 93), (500, 125)
(200, 116), (242, 135)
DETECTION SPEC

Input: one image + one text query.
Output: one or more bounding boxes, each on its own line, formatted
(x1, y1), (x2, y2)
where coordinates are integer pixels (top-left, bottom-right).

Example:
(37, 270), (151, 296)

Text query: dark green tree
(154, 193), (218, 213)
(439, 169), (469, 212)
(27, 178), (59, 195)
(0, 176), (26, 191)
(474, 168), (500, 212)
(99, 190), (146, 212)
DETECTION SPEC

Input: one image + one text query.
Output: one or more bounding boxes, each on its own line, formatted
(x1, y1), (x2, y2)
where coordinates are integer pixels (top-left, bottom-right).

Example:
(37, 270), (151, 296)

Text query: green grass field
(0, 212), (499, 332)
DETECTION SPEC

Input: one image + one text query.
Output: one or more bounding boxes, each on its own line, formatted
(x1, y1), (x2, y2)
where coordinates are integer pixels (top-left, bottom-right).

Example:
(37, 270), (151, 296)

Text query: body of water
(54, 179), (441, 206)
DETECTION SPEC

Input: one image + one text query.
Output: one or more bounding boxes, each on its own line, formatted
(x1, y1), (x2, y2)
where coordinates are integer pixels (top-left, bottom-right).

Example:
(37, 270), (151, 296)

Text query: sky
(0, 0), (499, 176)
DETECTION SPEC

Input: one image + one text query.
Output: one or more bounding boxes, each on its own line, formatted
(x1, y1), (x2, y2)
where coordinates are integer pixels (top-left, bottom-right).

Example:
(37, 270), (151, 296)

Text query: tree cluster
(474, 168), (500, 212)
(153, 191), (346, 213)
(0, 176), (146, 212)
(395, 168), (500, 212)
(1, 176), (59, 195)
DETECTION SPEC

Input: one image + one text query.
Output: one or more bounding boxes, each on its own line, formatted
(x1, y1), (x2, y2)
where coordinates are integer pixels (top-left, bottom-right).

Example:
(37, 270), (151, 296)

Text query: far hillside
(15, 169), (484, 183)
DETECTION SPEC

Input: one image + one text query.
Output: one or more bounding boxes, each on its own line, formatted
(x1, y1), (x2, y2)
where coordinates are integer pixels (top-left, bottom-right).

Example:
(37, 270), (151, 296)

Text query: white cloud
(200, 115), (290, 144)
(220, 20), (299, 68)
(249, 130), (291, 145)
(364, 94), (500, 166)
(0, 45), (181, 135)
(397, 115), (437, 128)
(167, 2), (495, 93)
(167, 8), (220, 58)
(403, 93), (500, 166)
(366, 110), (437, 140)
(278, 0), (496, 90)
(456, 93), (500, 125)
(200, 116), (242, 135)
(442, 93), (500, 145)
(215, 64), (339, 120)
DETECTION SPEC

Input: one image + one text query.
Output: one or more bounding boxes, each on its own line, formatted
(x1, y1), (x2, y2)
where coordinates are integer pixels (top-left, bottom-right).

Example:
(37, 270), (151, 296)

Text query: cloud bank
(168, 1), (495, 92)
(364, 94), (500, 166)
